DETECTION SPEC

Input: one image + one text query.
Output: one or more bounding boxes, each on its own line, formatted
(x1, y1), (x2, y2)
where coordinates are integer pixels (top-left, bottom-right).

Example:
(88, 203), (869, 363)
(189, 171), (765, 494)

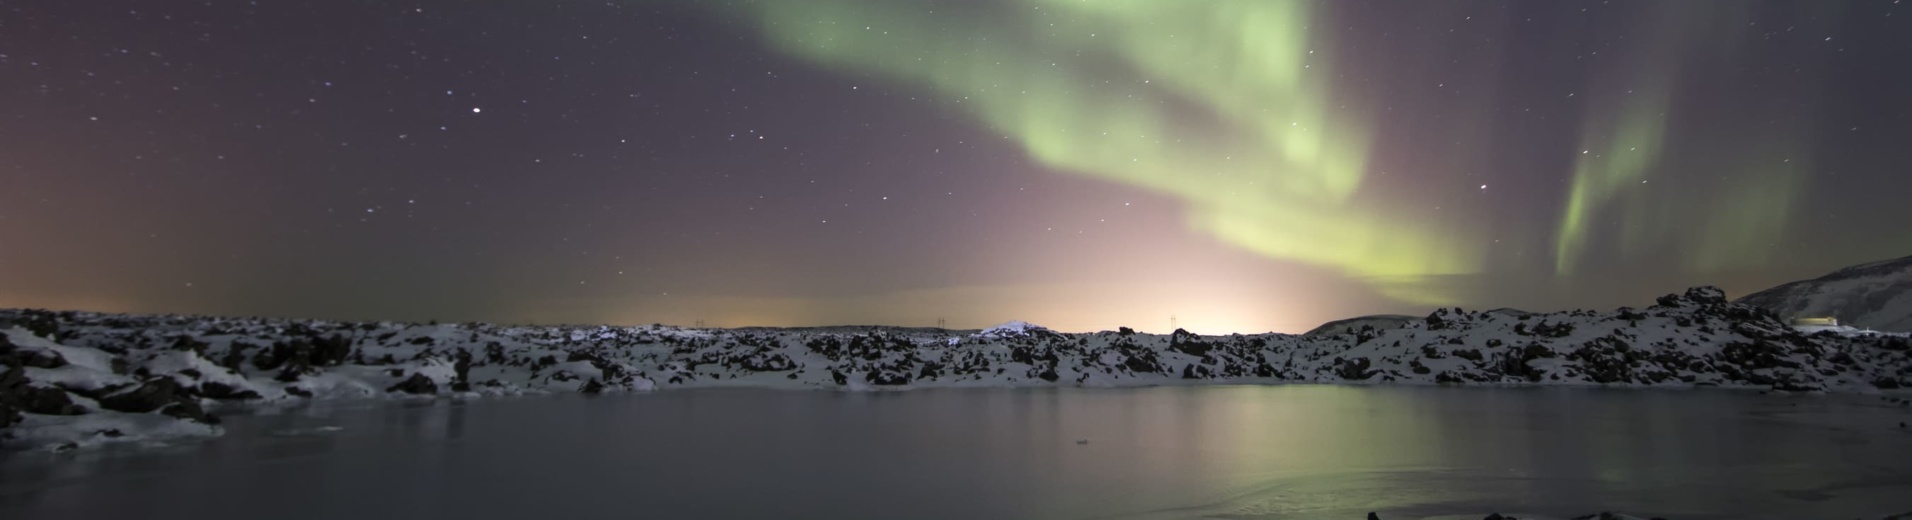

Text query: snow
(5, 285), (1912, 452)
(143, 350), (263, 394)
(1738, 254), (1912, 332)
(976, 320), (1046, 337)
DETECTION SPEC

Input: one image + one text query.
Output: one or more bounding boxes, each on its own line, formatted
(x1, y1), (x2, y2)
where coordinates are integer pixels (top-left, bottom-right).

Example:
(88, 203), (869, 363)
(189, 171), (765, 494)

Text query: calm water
(2, 386), (1910, 520)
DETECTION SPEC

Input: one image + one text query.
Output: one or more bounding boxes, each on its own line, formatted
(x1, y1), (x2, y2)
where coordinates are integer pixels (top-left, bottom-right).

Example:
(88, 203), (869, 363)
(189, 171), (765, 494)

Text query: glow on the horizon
(735, 0), (1483, 304)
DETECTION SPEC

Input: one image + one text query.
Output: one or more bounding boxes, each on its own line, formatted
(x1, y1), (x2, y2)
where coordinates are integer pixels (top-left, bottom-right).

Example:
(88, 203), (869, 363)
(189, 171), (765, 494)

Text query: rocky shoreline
(3, 286), (1910, 451)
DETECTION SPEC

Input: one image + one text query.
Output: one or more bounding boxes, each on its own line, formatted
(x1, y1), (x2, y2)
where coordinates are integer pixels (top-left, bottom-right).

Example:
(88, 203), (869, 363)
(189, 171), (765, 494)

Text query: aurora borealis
(2, 0), (1909, 333)
(738, 0), (1476, 305)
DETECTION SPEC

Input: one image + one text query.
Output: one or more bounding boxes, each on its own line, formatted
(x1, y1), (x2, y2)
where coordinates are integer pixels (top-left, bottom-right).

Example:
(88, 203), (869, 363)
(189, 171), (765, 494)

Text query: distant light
(1479, 184), (1487, 190)
(471, 107), (481, 113)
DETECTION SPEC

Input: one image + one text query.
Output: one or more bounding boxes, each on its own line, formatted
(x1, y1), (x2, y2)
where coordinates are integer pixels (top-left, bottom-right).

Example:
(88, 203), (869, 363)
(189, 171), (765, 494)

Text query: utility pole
(695, 319), (705, 328)
(936, 317), (946, 329)
(1170, 314), (1177, 331)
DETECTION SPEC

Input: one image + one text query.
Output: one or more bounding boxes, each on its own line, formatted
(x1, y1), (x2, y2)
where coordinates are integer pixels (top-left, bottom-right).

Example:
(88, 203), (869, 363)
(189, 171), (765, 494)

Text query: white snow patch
(976, 321), (1045, 337)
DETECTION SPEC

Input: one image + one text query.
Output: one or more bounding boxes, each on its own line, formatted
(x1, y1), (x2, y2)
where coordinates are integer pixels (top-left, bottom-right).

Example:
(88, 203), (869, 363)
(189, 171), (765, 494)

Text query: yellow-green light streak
(1554, 99), (1670, 275)
(735, 0), (1480, 303)
(1551, 2), (1813, 277)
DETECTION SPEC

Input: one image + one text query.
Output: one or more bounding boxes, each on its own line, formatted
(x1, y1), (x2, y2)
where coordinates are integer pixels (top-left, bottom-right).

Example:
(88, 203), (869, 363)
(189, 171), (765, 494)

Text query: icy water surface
(2, 386), (1910, 520)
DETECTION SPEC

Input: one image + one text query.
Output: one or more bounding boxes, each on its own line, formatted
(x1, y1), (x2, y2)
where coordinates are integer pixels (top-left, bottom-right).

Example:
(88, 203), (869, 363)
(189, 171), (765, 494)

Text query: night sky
(3, 1), (1910, 334)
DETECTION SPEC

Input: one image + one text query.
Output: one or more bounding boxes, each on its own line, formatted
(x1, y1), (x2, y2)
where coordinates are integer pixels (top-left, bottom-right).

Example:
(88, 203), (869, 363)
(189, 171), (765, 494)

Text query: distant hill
(1302, 314), (1416, 338)
(1736, 254), (1912, 332)
(1303, 308), (1533, 338)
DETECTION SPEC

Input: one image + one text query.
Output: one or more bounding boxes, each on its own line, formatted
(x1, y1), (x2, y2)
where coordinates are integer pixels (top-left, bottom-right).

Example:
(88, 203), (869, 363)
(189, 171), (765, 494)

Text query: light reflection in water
(1, 386), (1909, 520)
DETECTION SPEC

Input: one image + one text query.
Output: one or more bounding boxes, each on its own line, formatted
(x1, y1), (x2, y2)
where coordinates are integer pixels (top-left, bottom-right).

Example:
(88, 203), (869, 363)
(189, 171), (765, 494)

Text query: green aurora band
(736, 0), (1476, 304)
(727, 0), (1827, 304)
(1553, 2), (1822, 277)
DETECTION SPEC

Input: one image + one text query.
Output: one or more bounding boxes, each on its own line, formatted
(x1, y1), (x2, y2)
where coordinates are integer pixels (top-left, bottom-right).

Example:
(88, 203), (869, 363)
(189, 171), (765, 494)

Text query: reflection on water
(2, 386), (1909, 520)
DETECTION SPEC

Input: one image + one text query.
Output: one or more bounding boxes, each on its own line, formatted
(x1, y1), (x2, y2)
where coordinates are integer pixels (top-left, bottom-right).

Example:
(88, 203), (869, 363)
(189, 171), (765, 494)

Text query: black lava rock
(198, 381), (262, 400)
(1336, 357), (1375, 380)
(160, 400), (218, 425)
(311, 334), (353, 366)
(21, 385), (83, 415)
(0, 367), (29, 428)
(453, 349), (473, 384)
(386, 373), (438, 395)
(15, 347), (68, 369)
(94, 377), (220, 424)
(97, 378), (186, 413)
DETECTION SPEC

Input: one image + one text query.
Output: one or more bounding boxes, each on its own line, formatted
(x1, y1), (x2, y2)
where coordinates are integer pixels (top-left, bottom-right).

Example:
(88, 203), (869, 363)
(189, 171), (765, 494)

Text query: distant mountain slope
(1302, 315), (1416, 338)
(1303, 309), (1532, 338)
(1736, 254), (1912, 332)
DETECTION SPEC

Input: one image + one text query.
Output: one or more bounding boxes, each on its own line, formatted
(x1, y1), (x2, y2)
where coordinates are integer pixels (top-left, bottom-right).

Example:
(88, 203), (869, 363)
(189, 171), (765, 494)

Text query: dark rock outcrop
(97, 378), (187, 414)
(198, 381), (262, 400)
(96, 377), (219, 424)
(386, 373), (437, 395)
(20, 385), (82, 415)
(12, 347), (68, 369)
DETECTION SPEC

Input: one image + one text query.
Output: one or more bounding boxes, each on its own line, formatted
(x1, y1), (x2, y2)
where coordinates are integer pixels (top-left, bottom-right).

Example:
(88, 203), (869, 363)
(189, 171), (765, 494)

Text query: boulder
(160, 400), (218, 425)
(1336, 357), (1375, 380)
(1168, 329), (1211, 357)
(18, 310), (60, 339)
(1683, 286), (1727, 305)
(94, 377), (220, 424)
(453, 349), (473, 384)
(311, 334), (353, 366)
(169, 335), (209, 354)
(219, 341), (254, 371)
(21, 385), (83, 415)
(386, 373), (437, 395)
(97, 378), (187, 413)
(198, 381), (262, 400)
(1036, 366), (1060, 382)
(15, 347), (68, 369)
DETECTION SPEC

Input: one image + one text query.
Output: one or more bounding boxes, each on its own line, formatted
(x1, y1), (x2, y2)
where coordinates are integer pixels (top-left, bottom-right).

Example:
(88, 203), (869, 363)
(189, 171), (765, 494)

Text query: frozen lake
(2, 386), (1910, 519)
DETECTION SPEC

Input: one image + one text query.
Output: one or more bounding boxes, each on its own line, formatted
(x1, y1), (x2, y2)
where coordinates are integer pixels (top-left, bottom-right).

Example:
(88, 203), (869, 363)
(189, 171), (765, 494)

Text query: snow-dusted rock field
(3, 286), (1910, 451)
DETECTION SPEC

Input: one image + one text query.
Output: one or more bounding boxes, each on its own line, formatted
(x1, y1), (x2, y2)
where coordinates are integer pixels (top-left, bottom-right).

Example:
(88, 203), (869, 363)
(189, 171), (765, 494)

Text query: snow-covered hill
(1737, 254), (1912, 332)
(1302, 314), (1416, 338)
(3, 286), (1910, 451)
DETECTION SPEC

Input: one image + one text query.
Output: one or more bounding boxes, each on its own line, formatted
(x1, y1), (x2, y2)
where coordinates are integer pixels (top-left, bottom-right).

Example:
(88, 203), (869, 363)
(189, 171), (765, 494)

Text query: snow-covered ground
(3, 286), (1910, 452)
(1737, 254), (1912, 332)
